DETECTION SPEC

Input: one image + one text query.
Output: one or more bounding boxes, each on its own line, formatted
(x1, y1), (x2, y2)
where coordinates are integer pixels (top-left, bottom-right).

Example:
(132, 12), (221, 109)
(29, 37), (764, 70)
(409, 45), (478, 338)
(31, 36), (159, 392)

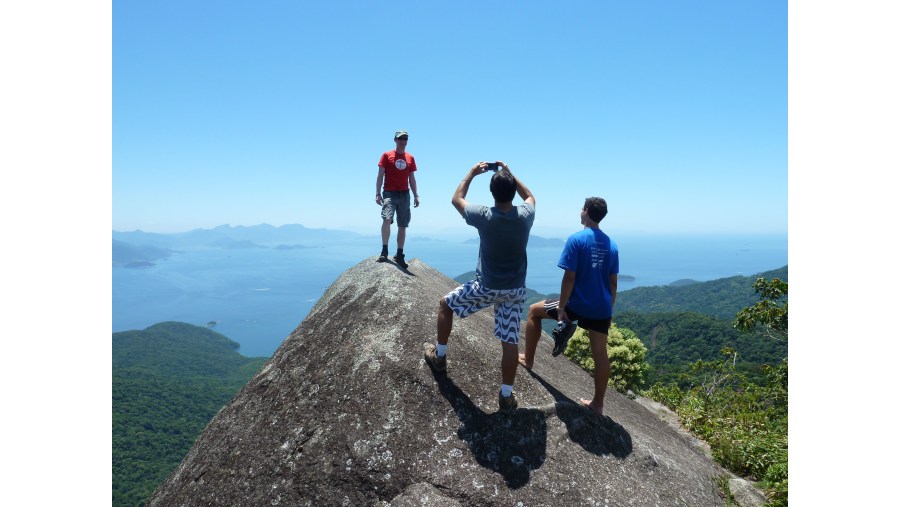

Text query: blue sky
(112, 0), (787, 238)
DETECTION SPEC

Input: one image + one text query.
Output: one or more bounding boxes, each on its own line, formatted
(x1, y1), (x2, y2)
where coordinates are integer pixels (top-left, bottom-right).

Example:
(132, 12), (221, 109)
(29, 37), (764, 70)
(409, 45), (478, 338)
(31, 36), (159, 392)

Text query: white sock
(435, 343), (448, 357)
(500, 384), (513, 397)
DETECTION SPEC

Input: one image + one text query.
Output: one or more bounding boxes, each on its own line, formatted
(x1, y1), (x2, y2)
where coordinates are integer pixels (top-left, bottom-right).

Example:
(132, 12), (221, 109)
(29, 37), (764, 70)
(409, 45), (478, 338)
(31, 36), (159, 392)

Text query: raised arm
(497, 162), (535, 206)
(452, 162), (490, 216)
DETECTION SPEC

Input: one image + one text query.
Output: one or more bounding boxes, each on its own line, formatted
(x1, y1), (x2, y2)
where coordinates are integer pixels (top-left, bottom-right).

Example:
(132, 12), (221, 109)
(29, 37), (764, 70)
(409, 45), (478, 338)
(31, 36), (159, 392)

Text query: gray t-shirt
(463, 202), (535, 289)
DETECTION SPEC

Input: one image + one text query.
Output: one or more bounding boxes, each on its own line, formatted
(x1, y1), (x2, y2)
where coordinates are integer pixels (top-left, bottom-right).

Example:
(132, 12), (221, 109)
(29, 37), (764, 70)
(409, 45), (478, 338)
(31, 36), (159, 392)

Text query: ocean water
(112, 234), (787, 357)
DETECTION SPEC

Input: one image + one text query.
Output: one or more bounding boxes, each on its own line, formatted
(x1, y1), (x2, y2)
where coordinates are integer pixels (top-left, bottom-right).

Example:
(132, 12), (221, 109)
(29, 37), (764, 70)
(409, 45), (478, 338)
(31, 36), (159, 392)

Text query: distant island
(125, 261), (155, 268)
(113, 240), (178, 266)
(619, 274), (636, 281)
(211, 239), (265, 249)
(112, 223), (362, 250)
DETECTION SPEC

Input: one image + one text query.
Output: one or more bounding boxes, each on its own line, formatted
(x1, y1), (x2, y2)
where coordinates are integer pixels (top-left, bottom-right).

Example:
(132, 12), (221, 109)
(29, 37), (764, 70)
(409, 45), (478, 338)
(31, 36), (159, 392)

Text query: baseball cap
(394, 130), (409, 139)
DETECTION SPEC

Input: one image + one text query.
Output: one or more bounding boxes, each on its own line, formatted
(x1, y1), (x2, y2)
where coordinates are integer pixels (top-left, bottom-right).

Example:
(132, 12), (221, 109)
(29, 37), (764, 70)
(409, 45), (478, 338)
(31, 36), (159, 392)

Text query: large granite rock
(148, 257), (758, 506)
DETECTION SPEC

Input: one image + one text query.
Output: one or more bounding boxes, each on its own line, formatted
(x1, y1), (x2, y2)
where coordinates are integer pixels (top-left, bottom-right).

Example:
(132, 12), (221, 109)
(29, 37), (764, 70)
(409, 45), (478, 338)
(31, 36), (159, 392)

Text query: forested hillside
(112, 322), (267, 507)
(613, 311), (785, 365)
(615, 266), (787, 319)
(613, 310), (786, 385)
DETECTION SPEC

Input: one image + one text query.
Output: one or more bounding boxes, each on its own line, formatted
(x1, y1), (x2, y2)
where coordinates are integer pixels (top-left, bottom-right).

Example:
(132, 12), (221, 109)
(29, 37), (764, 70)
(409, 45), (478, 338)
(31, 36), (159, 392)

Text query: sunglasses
(396, 137), (408, 141)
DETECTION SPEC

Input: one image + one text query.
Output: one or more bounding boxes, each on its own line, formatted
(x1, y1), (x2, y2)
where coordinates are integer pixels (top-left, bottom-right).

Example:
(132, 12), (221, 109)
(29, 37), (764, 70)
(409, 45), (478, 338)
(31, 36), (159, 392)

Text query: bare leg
(381, 219), (391, 246)
(579, 330), (609, 416)
(397, 226), (406, 251)
(501, 341), (519, 386)
(436, 299), (453, 346)
(518, 302), (549, 369)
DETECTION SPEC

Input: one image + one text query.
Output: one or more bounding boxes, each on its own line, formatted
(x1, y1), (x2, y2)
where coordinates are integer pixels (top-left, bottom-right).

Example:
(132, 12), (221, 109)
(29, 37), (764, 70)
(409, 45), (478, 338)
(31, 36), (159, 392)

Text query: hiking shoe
(498, 391), (518, 412)
(393, 253), (408, 269)
(424, 343), (447, 372)
(552, 320), (577, 357)
(377, 253), (388, 262)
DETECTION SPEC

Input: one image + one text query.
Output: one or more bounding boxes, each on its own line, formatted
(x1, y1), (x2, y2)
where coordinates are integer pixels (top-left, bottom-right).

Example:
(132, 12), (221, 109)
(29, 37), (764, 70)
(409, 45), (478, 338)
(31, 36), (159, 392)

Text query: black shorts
(543, 298), (611, 334)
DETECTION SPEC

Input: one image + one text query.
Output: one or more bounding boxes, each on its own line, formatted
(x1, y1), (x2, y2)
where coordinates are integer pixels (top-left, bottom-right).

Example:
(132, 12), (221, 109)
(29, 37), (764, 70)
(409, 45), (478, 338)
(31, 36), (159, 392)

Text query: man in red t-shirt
(375, 130), (420, 268)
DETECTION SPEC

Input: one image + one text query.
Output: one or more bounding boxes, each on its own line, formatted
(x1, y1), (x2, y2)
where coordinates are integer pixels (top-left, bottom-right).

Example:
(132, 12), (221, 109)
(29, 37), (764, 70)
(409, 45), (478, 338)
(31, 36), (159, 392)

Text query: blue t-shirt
(463, 202), (535, 289)
(557, 227), (619, 319)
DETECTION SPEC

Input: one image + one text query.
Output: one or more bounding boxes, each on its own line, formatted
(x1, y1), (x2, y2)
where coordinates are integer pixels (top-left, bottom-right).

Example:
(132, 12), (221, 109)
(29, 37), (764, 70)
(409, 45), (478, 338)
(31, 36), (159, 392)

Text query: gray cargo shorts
(381, 190), (411, 227)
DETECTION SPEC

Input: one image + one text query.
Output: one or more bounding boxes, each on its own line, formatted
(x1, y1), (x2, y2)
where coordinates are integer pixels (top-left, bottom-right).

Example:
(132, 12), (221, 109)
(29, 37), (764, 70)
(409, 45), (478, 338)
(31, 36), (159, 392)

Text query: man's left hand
(414, 195), (420, 208)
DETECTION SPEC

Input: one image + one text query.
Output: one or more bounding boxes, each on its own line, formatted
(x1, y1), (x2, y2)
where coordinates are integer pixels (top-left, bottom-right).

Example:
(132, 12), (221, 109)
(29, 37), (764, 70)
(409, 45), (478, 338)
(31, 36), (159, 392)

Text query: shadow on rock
(374, 258), (417, 276)
(397, 265), (416, 276)
(432, 371), (547, 489)
(525, 369), (632, 459)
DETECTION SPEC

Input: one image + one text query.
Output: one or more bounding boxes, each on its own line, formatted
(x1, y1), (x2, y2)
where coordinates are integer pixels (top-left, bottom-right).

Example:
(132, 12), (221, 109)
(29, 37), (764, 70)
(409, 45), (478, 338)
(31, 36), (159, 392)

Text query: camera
(485, 162), (499, 172)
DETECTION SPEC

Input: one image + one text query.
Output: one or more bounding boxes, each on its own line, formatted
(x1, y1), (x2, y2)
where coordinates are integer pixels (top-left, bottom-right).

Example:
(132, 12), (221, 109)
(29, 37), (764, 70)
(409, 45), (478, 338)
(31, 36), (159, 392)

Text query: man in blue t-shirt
(518, 197), (619, 416)
(423, 160), (536, 413)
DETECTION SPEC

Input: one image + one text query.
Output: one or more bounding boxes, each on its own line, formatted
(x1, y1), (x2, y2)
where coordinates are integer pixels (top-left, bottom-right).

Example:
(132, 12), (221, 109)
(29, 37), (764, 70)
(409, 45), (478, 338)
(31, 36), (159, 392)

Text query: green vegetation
(612, 310), (785, 386)
(644, 354), (787, 506)
(642, 277), (788, 506)
(112, 322), (268, 507)
(734, 277), (788, 341)
(563, 324), (651, 394)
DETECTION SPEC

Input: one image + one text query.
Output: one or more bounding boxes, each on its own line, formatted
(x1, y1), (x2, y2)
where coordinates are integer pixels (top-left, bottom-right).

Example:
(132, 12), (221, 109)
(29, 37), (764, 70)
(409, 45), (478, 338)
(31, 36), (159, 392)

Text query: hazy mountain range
(112, 223), (362, 249)
(112, 223), (568, 266)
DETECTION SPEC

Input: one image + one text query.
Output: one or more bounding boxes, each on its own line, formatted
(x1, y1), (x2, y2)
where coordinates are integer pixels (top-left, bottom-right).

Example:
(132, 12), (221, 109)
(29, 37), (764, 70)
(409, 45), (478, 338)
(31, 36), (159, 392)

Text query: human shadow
(524, 368), (632, 459)
(397, 263), (417, 276)
(431, 370), (547, 489)
(375, 257), (417, 276)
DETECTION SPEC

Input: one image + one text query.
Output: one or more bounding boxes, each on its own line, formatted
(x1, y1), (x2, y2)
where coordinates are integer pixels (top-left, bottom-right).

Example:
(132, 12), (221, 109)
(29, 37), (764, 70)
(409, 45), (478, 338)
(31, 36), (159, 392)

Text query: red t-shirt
(379, 150), (417, 191)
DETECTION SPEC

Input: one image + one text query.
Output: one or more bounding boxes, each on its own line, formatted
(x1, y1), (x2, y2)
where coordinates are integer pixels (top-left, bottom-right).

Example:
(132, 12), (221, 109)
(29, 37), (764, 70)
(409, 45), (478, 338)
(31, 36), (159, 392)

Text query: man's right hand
(375, 194), (383, 205)
(471, 162), (491, 175)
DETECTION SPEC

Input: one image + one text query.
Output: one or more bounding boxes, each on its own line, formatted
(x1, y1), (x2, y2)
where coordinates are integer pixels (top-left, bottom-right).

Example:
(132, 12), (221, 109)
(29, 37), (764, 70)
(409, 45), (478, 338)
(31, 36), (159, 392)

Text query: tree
(733, 277), (787, 341)
(564, 324), (651, 393)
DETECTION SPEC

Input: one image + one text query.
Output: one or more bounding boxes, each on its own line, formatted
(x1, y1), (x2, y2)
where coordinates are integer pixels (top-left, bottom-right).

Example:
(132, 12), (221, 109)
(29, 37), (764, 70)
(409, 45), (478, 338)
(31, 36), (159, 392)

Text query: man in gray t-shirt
(464, 199), (534, 290)
(423, 160), (536, 413)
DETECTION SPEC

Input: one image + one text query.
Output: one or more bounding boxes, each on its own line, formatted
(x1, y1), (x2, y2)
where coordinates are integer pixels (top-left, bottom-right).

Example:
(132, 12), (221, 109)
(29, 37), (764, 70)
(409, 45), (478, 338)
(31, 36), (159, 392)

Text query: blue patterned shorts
(443, 279), (527, 344)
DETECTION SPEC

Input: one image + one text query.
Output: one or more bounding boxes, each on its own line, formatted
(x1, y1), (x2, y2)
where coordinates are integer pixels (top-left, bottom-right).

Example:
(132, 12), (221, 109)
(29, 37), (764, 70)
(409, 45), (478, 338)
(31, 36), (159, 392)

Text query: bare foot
(518, 353), (533, 370)
(580, 398), (604, 416)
